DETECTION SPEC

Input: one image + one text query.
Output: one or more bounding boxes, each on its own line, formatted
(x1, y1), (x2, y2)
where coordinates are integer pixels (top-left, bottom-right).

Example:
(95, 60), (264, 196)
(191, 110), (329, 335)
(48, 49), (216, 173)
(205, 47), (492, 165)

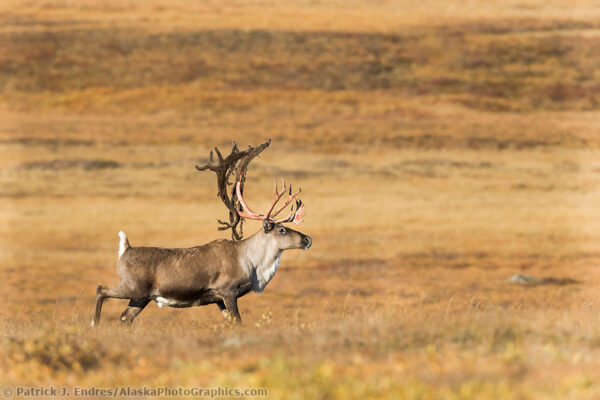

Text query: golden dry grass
(2, 1), (600, 399)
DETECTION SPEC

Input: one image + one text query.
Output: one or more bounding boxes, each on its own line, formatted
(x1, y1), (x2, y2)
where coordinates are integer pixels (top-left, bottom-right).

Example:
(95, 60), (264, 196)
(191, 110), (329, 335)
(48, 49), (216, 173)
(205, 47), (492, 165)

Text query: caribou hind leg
(216, 300), (230, 319)
(92, 284), (141, 327)
(120, 298), (150, 325)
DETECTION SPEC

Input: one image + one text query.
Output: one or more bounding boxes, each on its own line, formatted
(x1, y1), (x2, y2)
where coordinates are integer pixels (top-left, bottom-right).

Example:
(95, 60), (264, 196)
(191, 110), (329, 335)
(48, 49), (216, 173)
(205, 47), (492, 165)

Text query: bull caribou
(92, 140), (311, 326)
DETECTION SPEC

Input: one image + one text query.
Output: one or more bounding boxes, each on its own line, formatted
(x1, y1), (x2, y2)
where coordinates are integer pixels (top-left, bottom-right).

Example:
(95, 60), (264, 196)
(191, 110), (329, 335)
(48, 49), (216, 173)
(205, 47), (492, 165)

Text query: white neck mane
(239, 232), (283, 293)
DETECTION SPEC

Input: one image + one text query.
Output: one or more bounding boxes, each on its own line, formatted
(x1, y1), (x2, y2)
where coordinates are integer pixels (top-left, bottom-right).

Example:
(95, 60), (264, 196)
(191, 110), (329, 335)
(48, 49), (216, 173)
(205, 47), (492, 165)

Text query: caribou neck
(237, 229), (282, 293)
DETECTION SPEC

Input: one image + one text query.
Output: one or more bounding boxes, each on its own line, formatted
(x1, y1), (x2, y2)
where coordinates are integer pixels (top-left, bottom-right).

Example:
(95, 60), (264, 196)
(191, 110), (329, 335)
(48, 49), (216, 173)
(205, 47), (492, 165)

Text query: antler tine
(214, 147), (224, 163)
(269, 186), (301, 219)
(272, 203), (295, 223)
(292, 200), (306, 224)
(272, 199), (305, 224)
(217, 219), (234, 230)
(195, 149), (217, 171)
(263, 178), (290, 219)
(272, 177), (287, 197)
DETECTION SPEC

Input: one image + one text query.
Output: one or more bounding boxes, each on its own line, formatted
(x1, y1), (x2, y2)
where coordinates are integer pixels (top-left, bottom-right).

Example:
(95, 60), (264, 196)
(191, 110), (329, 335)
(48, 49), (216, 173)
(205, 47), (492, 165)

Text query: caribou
(92, 140), (311, 326)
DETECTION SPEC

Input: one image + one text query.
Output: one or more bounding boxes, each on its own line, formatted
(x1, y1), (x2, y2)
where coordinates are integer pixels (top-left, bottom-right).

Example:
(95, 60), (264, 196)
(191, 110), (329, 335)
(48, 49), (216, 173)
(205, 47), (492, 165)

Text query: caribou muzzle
(302, 235), (312, 250)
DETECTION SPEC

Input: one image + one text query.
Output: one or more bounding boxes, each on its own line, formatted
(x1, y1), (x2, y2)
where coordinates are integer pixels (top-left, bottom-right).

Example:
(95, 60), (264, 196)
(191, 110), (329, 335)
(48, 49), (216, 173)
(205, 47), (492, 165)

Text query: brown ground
(2, 1), (600, 398)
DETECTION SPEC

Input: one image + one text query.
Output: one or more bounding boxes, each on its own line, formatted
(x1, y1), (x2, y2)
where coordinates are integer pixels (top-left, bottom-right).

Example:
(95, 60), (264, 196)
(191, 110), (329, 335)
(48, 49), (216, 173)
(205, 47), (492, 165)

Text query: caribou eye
(278, 227), (287, 234)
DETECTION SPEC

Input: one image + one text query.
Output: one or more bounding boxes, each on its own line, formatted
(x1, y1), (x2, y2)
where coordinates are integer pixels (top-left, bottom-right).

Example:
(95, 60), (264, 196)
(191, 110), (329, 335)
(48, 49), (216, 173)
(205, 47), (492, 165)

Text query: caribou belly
(153, 296), (204, 308)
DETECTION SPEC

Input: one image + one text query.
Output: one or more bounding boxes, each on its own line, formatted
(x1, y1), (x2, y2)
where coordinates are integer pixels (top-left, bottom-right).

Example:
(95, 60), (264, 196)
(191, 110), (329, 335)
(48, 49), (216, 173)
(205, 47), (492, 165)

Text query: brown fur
(93, 222), (311, 326)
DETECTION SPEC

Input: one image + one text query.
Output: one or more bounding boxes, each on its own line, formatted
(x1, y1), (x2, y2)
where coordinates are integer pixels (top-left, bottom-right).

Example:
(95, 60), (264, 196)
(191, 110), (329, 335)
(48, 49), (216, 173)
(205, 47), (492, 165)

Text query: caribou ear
(263, 220), (275, 233)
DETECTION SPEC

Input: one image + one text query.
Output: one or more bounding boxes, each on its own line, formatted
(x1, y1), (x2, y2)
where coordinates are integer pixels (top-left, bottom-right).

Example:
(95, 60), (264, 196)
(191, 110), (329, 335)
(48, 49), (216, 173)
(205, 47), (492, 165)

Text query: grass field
(2, 1), (600, 398)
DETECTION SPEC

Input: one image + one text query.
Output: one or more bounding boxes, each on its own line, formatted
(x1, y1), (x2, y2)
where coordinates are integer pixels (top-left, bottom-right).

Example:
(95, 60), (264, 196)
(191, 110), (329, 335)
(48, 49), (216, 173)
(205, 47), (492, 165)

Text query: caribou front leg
(120, 298), (150, 325)
(222, 296), (242, 324)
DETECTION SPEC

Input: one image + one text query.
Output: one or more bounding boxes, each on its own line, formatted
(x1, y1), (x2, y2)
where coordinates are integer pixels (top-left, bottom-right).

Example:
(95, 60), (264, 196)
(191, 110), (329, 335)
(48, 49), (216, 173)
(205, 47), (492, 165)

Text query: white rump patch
(118, 230), (127, 257)
(90, 320), (95, 327)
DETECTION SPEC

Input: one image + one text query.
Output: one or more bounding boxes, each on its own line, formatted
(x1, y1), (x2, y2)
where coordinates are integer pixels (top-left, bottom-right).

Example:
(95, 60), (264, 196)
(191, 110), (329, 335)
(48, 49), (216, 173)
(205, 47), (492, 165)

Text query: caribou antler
(235, 175), (305, 225)
(196, 139), (271, 240)
(273, 199), (305, 224)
